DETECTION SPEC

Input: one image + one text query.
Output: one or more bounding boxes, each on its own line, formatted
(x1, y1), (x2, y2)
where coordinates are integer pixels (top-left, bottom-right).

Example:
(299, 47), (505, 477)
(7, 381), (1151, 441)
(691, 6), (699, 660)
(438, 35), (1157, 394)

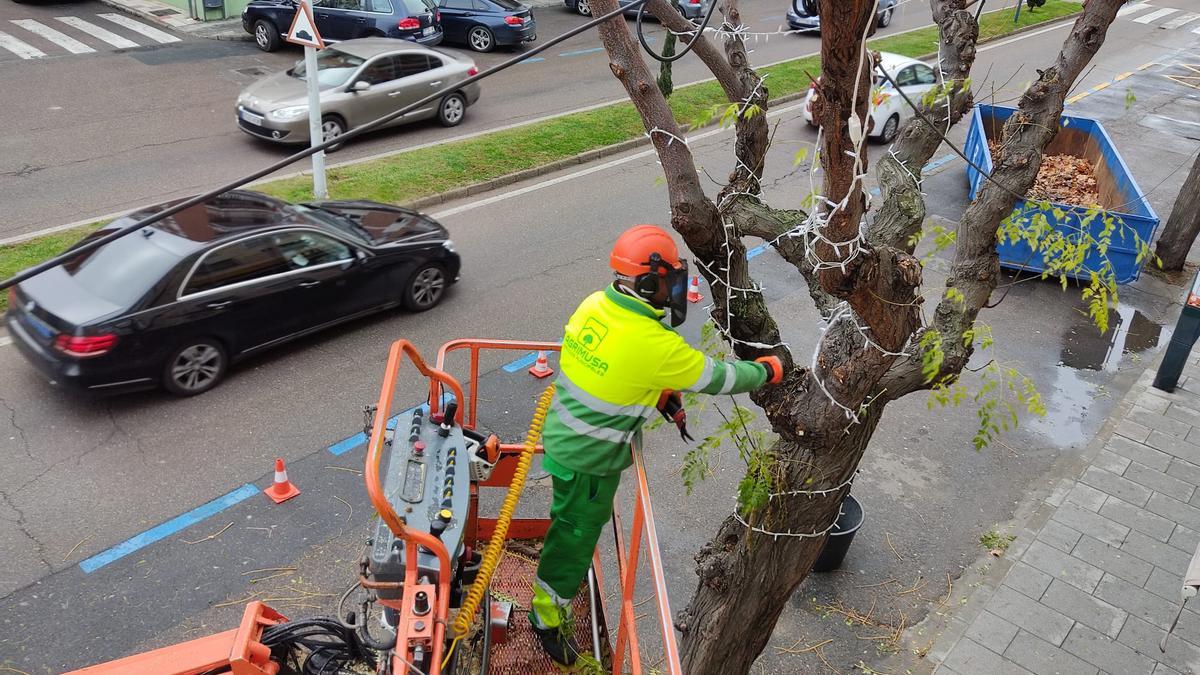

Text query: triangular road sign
(286, 2), (324, 49)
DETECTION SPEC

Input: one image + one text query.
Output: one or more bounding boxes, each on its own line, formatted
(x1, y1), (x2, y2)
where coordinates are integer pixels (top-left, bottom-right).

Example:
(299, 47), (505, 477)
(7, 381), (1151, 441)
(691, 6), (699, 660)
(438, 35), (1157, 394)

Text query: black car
(437, 0), (534, 53)
(5, 191), (461, 396)
(243, 0), (443, 53)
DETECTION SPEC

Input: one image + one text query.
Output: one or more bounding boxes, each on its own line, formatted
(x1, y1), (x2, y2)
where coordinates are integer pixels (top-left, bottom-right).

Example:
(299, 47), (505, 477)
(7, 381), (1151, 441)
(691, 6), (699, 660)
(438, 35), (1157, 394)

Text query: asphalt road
(3, 2), (1200, 673)
(0, 0), (937, 240)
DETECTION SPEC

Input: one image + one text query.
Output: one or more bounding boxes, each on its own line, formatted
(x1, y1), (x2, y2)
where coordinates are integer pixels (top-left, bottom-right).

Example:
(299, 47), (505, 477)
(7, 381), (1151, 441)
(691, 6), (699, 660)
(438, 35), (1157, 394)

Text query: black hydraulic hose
(0, 0), (653, 292)
(479, 585), (492, 675)
(635, 0), (721, 64)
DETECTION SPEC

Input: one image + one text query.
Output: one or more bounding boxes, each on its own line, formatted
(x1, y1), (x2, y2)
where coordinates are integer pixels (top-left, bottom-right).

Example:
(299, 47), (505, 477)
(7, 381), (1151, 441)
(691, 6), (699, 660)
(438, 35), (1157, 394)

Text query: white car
(802, 52), (939, 143)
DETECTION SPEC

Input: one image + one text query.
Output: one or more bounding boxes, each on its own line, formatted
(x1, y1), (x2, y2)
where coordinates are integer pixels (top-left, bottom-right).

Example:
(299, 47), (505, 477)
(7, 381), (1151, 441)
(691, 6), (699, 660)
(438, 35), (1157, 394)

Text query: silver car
(235, 38), (481, 148)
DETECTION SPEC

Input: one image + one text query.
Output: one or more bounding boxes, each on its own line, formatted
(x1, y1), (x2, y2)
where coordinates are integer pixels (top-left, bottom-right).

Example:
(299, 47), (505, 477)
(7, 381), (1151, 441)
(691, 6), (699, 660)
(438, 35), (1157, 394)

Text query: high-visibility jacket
(542, 284), (769, 477)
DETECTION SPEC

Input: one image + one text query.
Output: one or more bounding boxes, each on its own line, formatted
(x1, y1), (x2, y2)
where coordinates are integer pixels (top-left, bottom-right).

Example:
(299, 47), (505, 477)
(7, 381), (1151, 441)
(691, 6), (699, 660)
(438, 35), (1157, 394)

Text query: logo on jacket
(578, 317), (608, 352)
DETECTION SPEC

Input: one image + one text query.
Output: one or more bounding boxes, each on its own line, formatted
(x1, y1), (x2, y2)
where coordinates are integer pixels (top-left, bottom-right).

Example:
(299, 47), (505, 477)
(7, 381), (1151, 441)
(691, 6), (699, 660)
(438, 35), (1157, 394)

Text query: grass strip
(0, 0), (1078, 313)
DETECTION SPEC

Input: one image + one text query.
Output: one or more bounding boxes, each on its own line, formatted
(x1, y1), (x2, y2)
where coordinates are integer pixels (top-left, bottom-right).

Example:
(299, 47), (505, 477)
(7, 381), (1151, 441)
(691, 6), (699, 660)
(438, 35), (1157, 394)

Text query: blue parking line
(922, 154), (956, 172)
(503, 352), (539, 372)
(747, 244), (768, 260)
(519, 57), (546, 64)
(80, 483), (259, 574)
(559, 46), (606, 57)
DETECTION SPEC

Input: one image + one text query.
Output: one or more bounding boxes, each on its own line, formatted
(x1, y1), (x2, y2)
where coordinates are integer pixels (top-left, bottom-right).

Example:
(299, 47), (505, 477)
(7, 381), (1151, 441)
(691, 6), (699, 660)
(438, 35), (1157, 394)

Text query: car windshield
(294, 204), (372, 242)
(290, 50), (366, 88)
(489, 0), (525, 9)
(61, 229), (182, 308)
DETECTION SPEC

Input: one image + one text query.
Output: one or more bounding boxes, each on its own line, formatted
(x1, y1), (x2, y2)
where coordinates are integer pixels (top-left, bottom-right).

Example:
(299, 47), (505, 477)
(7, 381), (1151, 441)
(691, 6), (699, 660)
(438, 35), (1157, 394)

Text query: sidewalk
(927, 351), (1200, 674)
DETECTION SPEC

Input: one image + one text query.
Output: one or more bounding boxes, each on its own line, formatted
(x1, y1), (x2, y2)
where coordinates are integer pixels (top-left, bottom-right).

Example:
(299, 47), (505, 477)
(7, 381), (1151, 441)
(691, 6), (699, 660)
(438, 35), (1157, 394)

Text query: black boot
(532, 623), (581, 667)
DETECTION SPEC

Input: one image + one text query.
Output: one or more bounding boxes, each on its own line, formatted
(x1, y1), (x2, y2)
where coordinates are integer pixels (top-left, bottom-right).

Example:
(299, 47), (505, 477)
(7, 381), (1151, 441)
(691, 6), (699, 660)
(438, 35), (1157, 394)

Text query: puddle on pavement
(1031, 306), (1167, 448)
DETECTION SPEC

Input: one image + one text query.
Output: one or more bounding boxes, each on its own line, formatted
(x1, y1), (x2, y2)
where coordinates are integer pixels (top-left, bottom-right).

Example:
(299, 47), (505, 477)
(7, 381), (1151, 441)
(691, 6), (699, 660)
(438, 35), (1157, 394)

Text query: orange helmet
(610, 225), (682, 278)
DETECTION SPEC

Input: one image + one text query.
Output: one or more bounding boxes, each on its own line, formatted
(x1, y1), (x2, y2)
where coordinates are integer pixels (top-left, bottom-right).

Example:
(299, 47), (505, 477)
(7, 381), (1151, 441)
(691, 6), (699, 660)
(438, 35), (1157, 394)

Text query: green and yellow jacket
(542, 284), (768, 478)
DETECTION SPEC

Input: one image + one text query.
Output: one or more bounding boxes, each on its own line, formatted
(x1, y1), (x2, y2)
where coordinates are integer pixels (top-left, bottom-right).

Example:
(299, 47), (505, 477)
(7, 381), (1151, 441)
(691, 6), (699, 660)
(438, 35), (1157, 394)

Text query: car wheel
(467, 26), (495, 52)
(163, 339), (227, 396)
(576, 0), (592, 16)
(253, 20), (281, 52)
(403, 264), (447, 311)
(877, 6), (892, 27)
(878, 114), (899, 143)
(438, 93), (466, 127)
(321, 115), (347, 151)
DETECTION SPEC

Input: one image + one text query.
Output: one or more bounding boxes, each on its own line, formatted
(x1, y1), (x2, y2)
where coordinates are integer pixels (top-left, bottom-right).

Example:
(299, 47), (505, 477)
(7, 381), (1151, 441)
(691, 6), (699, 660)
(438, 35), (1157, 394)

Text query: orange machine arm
(365, 339), (466, 674)
(65, 602), (287, 675)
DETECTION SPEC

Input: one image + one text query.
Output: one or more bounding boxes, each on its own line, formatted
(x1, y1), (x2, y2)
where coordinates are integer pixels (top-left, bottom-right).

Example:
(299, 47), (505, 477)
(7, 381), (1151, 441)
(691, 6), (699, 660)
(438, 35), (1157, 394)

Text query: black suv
(243, 0), (443, 52)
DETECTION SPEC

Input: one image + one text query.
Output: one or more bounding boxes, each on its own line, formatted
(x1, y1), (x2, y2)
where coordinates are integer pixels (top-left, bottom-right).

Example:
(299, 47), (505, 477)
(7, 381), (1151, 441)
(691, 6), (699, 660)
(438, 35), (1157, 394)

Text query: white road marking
(431, 102), (807, 219)
(56, 17), (139, 49)
(0, 30), (46, 59)
(1160, 11), (1200, 28)
(1117, 2), (1154, 17)
(10, 19), (94, 54)
(97, 13), (181, 43)
(0, 336), (10, 348)
(1133, 7), (1177, 23)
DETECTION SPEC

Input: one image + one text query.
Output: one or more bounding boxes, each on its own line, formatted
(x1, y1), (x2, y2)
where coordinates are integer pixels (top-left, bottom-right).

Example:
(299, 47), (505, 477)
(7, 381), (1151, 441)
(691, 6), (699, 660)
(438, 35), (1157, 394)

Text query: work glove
(755, 356), (784, 384)
(657, 390), (694, 442)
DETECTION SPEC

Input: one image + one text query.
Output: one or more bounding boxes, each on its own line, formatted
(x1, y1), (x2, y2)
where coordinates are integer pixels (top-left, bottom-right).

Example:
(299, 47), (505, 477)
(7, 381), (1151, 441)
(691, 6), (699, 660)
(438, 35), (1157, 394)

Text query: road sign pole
(301, 0), (327, 199)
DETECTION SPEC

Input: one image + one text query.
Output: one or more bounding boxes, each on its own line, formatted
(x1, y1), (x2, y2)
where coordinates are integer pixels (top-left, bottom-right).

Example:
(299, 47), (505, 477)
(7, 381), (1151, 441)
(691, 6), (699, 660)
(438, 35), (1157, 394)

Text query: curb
(94, 0), (252, 41)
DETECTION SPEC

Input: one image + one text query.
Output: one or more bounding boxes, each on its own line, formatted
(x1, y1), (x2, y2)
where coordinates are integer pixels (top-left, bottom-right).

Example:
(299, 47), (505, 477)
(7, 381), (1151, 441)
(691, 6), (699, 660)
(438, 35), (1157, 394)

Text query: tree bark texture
(1154, 153), (1200, 272)
(588, 0), (1125, 671)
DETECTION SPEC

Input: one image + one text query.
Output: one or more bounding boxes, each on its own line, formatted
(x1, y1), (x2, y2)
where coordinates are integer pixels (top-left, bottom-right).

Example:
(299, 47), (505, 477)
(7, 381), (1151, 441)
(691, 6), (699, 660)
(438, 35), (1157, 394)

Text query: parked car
(235, 38), (480, 148)
(802, 51), (937, 143)
(437, 0), (535, 52)
(243, 0), (443, 52)
(565, 0), (706, 21)
(4, 191), (461, 396)
(786, 0), (896, 32)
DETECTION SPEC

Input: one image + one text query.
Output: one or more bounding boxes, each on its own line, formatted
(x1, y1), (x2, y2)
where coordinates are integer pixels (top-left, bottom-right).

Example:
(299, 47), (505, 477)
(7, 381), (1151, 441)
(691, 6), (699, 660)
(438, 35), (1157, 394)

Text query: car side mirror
(352, 81), (371, 93)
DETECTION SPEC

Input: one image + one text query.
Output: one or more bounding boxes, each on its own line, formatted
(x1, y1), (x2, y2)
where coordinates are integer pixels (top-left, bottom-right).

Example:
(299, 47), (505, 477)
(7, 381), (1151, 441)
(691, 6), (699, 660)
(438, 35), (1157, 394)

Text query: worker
(529, 224), (783, 665)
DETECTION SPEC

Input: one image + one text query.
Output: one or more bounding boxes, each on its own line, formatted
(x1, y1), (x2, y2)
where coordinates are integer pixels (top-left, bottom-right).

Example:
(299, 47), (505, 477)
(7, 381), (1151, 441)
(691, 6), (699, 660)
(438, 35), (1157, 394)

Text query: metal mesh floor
(480, 544), (608, 674)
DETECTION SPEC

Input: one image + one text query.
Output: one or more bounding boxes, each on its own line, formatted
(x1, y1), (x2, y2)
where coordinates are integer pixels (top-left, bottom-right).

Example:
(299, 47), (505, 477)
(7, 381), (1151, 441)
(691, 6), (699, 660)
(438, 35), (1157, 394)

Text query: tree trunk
(1154, 153), (1200, 272)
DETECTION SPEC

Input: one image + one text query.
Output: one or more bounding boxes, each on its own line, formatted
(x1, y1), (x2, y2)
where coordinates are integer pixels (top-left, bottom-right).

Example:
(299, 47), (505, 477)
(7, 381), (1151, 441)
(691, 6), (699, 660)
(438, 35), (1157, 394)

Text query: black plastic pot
(812, 494), (864, 573)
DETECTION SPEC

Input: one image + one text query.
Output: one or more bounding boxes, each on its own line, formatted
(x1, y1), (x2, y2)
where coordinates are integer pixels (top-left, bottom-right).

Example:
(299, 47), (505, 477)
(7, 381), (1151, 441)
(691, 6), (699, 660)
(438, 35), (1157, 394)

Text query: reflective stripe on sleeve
(550, 398), (630, 444)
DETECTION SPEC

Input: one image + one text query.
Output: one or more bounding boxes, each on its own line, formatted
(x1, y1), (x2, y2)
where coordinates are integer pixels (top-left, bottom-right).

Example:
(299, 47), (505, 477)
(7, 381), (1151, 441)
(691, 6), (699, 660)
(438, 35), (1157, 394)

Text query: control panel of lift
(367, 400), (495, 599)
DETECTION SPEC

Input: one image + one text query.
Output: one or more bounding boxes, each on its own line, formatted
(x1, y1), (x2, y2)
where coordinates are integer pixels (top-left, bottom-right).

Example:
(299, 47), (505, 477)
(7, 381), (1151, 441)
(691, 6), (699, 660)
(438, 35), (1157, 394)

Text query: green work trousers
(533, 465), (622, 625)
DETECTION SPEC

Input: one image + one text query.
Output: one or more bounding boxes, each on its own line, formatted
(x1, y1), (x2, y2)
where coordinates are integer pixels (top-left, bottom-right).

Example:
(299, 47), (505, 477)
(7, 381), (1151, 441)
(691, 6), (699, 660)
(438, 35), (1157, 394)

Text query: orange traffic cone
(529, 351), (554, 379)
(687, 275), (703, 303)
(265, 457), (301, 504)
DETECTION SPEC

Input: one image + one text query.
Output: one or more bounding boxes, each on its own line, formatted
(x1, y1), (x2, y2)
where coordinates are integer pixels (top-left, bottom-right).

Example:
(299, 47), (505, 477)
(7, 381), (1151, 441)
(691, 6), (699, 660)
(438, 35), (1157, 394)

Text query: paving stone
(1168, 525), (1200, 553)
(1061, 622), (1155, 675)
(1168, 458), (1200, 488)
(1004, 630), (1099, 675)
(1041, 579), (1128, 638)
(1047, 479), (1074, 508)
(1095, 450), (1132, 475)
(1039, 520), (1084, 553)
(1025, 539), (1106, 594)
(1108, 435), (1173, 472)
(1146, 431), (1200, 464)
(1096, 573), (1179, 628)
(1116, 420), (1153, 444)
(966, 610), (1021, 654)
(989, 585), (1076, 646)
(1069, 480), (1114, 512)
(1145, 565), (1185, 604)
(1100, 496), (1178, 542)
(1152, 663), (1183, 675)
(1072, 536), (1154, 586)
(1080, 467), (1153, 507)
(1166, 402), (1200, 428)
(942, 636), (1035, 675)
(1147, 493), (1200, 531)
(1117, 615), (1200, 674)
(1122, 530), (1192, 574)
(1004, 560), (1055, 600)
(1135, 393), (1173, 414)
(1052, 504), (1131, 547)
(1131, 408), (1194, 439)
(1124, 462), (1197, 502)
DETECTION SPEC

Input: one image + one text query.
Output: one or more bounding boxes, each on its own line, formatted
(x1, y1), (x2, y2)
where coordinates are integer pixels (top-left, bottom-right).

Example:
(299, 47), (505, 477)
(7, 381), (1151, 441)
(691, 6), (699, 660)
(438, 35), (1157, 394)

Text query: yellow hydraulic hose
(451, 383), (555, 638)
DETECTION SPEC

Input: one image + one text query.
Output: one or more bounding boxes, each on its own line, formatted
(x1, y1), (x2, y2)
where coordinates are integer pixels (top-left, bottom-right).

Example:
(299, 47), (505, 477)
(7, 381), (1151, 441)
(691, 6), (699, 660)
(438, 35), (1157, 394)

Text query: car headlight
(269, 106), (309, 121)
(442, 239), (457, 253)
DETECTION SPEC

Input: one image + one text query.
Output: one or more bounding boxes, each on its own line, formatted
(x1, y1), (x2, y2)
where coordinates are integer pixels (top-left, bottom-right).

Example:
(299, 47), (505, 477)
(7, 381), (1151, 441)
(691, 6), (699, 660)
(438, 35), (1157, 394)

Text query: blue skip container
(963, 104), (1159, 284)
